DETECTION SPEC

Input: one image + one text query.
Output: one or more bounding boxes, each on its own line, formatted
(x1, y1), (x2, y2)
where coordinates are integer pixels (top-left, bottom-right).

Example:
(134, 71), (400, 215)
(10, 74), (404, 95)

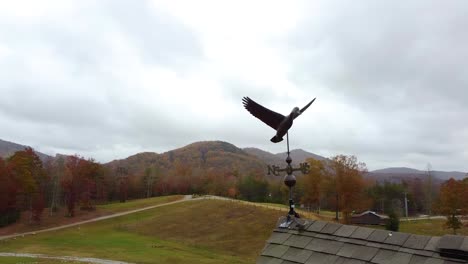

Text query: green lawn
(399, 219), (468, 236)
(1, 199), (284, 264)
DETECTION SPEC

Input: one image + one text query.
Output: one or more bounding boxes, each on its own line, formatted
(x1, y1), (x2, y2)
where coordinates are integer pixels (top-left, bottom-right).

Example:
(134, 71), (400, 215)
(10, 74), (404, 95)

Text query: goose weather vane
(242, 96), (316, 228)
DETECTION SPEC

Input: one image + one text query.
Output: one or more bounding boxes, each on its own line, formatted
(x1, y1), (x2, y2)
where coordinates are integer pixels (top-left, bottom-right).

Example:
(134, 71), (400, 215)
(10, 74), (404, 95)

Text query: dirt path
(0, 252), (134, 264)
(0, 195), (194, 241)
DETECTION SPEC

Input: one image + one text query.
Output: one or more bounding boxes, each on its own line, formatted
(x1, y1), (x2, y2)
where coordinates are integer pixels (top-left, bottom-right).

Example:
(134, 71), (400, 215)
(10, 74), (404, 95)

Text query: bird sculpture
(242, 97), (316, 143)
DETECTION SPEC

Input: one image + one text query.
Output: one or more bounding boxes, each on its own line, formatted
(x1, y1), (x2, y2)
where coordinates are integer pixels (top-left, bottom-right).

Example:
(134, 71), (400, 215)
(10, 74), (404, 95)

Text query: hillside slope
(0, 139), (52, 161)
(107, 141), (266, 176)
(243, 147), (326, 166)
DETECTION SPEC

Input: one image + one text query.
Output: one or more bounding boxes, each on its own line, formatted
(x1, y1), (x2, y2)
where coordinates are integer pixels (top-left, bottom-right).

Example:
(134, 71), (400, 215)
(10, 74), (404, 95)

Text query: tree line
(0, 148), (466, 233)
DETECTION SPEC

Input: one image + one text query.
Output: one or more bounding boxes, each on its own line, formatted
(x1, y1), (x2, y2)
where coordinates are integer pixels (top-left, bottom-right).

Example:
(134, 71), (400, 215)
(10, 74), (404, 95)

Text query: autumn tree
(324, 155), (369, 223)
(435, 178), (468, 234)
(116, 167), (129, 203)
(237, 173), (269, 202)
(367, 181), (407, 215)
(7, 148), (47, 223)
(300, 158), (325, 213)
(0, 157), (20, 227)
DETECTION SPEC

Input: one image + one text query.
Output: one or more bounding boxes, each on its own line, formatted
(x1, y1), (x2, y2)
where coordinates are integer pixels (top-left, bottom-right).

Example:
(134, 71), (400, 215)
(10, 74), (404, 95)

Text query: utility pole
(404, 192), (408, 219)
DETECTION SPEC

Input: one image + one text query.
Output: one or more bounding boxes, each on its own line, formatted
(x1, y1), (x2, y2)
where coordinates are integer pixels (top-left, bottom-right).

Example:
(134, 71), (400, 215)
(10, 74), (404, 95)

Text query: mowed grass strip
(0, 256), (83, 263)
(96, 195), (184, 213)
(1, 199), (284, 264)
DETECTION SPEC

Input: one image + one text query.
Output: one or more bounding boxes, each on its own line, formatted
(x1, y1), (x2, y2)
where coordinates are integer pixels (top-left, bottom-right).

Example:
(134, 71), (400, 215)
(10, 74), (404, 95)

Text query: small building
(350, 210), (388, 225)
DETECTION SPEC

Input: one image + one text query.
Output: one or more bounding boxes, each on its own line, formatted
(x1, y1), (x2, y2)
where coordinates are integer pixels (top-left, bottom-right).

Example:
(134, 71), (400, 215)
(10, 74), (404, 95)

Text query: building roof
(258, 218), (468, 264)
(352, 211), (389, 219)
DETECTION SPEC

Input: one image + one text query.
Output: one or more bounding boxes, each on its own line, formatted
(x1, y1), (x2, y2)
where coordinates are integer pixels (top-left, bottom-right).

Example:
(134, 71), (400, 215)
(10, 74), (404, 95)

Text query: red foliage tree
(7, 148), (47, 223)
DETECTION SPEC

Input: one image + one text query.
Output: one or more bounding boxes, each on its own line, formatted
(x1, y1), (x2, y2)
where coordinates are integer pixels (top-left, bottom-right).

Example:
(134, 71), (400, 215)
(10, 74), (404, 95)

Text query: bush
(446, 214), (462, 235)
(0, 209), (20, 227)
(385, 211), (400, 232)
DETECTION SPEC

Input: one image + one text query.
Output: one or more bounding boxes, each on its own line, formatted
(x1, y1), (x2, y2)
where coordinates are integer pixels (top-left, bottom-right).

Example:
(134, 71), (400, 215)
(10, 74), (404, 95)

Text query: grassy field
(387, 219), (468, 236)
(2, 197), (466, 264)
(0, 195), (183, 236)
(362, 219), (468, 236)
(0, 199), (284, 264)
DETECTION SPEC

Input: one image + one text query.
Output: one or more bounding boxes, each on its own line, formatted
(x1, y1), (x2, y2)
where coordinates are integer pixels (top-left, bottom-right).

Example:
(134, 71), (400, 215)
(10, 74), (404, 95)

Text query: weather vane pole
(242, 96), (315, 228)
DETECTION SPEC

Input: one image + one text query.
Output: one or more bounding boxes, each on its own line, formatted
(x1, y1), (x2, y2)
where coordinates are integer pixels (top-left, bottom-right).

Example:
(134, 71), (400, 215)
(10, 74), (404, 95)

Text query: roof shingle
(258, 218), (468, 264)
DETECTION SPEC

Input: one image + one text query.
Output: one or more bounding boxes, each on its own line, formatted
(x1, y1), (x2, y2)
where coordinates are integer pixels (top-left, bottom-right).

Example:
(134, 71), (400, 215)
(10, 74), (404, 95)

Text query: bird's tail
(271, 135), (283, 143)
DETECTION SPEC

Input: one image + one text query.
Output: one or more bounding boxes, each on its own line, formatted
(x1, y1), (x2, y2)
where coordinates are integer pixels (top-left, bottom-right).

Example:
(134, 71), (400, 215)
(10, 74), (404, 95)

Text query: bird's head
(291, 107), (301, 118)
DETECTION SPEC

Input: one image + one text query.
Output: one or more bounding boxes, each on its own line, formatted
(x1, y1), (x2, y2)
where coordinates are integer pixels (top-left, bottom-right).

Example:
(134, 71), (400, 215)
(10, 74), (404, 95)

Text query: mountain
(370, 167), (467, 181)
(371, 167), (423, 174)
(0, 139), (52, 161)
(276, 149), (327, 163)
(106, 141), (266, 176)
(243, 147), (326, 166)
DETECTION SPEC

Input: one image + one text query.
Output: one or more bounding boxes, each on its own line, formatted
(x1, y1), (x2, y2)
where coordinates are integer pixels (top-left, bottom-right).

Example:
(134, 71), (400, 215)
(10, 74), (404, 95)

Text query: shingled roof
(258, 218), (468, 264)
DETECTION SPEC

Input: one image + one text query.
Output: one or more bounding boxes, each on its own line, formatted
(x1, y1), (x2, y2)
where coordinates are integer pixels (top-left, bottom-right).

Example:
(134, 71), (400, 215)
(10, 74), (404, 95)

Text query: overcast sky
(1, 1), (467, 171)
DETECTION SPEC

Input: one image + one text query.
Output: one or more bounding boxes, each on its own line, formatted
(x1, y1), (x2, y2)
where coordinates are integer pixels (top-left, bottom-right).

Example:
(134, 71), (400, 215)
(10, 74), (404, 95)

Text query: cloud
(280, 1), (468, 170)
(0, 0), (467, 172)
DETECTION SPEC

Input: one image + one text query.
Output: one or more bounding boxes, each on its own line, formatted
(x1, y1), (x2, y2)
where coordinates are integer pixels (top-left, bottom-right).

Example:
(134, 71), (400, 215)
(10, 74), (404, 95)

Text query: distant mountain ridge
(0, 139), (52, 161)
(243, 147), (326, 166)
(1, 138), (466, 180)
(370, 167), (467, 180)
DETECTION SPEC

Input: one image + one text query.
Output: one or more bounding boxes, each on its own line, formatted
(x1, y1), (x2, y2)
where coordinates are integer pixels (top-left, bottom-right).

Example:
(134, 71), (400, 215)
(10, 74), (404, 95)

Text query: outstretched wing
(299, 98), (316, 114)
(242, 97), (285, 130)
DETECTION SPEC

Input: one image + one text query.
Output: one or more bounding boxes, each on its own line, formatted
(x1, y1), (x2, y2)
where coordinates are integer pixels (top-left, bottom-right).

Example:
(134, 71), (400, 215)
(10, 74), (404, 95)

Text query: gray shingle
(350, 227), (374, 240)
(339, 237), (367, 245)
(282, 247), (313, 263)
(305, 238), (344, 254)
(261, 219), (468, 264)
(424, 237), (440, 251)
(284, 234), (313, 248)
(379, 243), (400, 251)
(399, 247), (433, 257)
(257, 256), (283, 264)
(351, 245), (379, 261)
(368, 229), (392, 243)
(438, 235), (464, 250)
(341, 259), (366, 264)
(307, 220), (328, 232)
(423, 258), (444, 264)
(305, 252), (340, 264)
(335, 225), (358, 238)
(461, 237), (468, 251)
(408, 255), (428, 264)
(333, 257), (347, 264)
(322, 223), (343, 234)
(322, 240), (345, 255)
(384, 232), (410, 246)
(371, 249), (395, 264)
(336, 243), (360, 258)
(268, 232), (292, 244)
(388, 252), (413, 264)
(262, 244), (290, 258)
(316, 233), (336, 240)
(403, 235), (432, 250)
(280, 261), (297, 264)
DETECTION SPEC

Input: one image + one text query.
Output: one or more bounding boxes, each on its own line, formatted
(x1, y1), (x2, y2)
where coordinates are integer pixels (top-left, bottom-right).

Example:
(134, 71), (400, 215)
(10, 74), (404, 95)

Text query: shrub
(385, 211), (400, 232)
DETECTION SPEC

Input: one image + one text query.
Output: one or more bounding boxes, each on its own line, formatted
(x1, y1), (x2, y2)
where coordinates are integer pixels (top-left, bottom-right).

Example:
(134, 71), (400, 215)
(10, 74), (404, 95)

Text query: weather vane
(242, 96), (316, 228)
